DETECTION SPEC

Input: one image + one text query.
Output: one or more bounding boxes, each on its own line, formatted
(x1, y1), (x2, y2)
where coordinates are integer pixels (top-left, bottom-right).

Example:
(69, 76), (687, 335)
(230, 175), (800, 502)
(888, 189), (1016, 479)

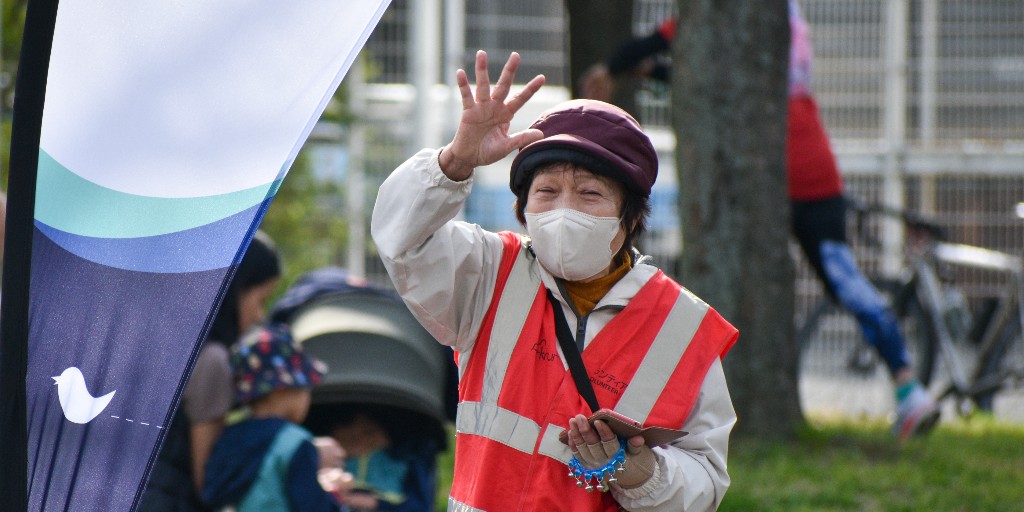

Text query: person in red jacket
(579, 1), (939, 440)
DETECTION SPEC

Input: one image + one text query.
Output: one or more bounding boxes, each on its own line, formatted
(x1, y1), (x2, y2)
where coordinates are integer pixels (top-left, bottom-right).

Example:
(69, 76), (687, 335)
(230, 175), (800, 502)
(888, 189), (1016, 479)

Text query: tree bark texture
(672, 0), (802, 439)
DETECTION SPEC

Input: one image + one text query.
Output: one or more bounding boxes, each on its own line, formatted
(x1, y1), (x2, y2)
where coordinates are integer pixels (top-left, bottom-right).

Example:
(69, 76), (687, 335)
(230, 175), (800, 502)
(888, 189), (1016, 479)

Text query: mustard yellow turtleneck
(562, 257), (632, 317)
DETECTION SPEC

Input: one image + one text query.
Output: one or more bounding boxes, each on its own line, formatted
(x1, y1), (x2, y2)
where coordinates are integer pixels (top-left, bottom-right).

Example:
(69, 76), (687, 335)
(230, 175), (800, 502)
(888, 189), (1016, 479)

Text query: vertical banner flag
(19, 1), (390, 510)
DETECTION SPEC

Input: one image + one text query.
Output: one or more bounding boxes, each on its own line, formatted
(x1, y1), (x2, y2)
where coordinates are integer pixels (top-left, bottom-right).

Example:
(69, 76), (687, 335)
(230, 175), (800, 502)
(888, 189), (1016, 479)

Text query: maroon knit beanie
(510, 99), (658, 197)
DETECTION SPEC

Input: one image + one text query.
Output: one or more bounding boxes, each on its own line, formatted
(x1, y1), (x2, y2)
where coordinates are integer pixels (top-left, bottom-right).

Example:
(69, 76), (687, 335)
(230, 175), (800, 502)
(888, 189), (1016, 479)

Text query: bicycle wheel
(890, 280), (938, 386)
(867, 276), (934, 382)
(797, 295), (895, 419)
(973, 316), (1022, 411)
(796, 279), (940, 418)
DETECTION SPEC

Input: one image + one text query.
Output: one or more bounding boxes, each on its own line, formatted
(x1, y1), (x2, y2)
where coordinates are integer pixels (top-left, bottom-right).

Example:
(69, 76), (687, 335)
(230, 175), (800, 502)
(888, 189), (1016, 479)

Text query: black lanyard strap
(546, 289), (601, 413)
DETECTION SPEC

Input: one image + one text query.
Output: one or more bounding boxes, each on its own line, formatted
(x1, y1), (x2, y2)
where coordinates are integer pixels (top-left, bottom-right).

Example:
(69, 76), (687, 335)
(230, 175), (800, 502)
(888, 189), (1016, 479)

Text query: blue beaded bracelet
(567, 438), (627, 493)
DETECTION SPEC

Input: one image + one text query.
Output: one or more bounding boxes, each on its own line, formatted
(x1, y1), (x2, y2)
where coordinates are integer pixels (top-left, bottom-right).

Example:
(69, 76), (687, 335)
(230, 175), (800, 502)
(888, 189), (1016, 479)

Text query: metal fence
(302, 0), (1024, 419)
(346, 0), (1023, 276)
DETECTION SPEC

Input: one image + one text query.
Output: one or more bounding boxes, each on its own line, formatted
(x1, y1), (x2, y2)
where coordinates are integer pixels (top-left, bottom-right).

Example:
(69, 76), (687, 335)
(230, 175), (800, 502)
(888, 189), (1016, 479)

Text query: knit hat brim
(509, 99), (658, 197)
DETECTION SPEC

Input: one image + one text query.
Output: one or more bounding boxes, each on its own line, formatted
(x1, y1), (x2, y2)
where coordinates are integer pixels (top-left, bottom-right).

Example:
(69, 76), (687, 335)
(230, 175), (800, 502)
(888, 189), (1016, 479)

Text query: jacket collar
(526, 241), (659, 314)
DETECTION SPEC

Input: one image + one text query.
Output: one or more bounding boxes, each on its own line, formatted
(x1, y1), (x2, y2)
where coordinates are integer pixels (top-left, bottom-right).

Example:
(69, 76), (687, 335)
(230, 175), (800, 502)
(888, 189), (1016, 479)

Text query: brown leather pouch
(558, 408), (688, 447)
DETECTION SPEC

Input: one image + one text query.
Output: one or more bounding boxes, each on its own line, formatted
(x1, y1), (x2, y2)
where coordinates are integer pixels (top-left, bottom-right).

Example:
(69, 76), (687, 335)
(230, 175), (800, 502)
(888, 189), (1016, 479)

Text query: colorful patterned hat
(232, 322), (326, 405)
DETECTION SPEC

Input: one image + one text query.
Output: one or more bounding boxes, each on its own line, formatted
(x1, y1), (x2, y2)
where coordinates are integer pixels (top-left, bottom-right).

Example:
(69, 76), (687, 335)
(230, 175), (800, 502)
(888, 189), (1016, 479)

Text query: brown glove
(613, 441), (656, 489)
(573, 436), (622, 470)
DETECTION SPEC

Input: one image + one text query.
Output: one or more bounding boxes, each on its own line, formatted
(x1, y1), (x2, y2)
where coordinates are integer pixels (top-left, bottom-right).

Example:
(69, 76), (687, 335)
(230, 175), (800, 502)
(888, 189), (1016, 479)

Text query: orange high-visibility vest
(448, 232), (737, 512)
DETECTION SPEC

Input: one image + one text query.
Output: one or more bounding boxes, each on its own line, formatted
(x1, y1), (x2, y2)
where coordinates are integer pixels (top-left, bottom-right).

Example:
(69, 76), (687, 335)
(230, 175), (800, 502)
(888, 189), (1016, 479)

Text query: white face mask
(525, 208), (623, 281)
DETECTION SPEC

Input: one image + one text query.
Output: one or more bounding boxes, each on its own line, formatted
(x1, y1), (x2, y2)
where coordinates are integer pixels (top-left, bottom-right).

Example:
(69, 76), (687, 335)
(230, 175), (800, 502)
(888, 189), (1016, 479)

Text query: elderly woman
(371, 51), (737, 512)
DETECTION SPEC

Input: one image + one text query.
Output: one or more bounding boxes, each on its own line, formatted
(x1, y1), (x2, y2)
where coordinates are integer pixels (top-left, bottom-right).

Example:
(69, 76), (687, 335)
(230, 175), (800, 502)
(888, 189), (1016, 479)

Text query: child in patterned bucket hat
(203, 323), (351, 511)
(233, 322), (326, 405)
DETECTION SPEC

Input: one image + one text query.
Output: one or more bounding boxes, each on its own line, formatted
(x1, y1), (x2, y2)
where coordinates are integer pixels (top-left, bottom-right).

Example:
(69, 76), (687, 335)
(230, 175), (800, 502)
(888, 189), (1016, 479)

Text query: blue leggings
(792, 196), (910, 376)
(819, 240), (910, 375)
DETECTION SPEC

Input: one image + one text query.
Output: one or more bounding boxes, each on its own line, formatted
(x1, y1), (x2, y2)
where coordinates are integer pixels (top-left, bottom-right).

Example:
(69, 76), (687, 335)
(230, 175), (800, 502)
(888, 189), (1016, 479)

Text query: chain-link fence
(308, 0), (1024, 416)
(351, 2), (1023, 269)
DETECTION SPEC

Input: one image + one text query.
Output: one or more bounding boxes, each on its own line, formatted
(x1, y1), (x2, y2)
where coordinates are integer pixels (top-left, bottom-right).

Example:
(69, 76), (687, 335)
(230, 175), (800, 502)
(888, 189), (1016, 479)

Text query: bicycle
(796, 197), (1024, 418)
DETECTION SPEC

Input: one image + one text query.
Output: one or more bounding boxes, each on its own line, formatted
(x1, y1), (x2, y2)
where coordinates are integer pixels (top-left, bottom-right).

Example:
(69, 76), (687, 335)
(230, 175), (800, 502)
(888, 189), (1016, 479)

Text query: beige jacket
(371, 148), (736, 511)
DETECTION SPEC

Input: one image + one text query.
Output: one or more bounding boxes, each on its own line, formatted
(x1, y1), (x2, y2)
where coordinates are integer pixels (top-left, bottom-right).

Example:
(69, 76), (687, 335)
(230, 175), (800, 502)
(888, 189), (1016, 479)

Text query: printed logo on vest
(531, 337), (560, 363)
(591, 369), (627, 396)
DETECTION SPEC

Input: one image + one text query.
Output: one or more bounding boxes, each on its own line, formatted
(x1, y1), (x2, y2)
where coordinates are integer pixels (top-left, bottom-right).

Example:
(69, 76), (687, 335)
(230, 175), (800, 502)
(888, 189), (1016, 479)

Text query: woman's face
(525, 163), (627, 251)
(237, 278), (279, 334)
(525, 164), (623, 217)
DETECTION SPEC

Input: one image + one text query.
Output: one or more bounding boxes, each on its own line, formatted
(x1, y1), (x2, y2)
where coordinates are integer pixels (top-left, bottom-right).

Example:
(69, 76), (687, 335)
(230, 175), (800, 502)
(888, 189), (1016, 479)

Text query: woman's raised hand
(439, 50), (546, 181)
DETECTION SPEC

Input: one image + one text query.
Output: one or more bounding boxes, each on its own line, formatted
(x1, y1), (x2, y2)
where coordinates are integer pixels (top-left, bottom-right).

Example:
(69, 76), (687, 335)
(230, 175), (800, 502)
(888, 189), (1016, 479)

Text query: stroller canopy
(271, 267), (453, 445)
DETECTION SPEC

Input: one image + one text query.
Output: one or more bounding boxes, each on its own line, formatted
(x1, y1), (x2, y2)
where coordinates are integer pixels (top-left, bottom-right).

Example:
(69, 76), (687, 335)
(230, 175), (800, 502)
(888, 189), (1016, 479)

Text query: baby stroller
(269, 267), (456, 511)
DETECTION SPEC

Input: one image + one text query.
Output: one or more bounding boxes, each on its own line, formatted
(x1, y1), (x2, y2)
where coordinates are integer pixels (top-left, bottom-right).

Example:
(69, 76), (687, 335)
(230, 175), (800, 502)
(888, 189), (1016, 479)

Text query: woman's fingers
(592, 419), (617, 443)
(456, 68), (474, 110)
(446, 49), (545, 170)
(626, 435), (646, 453)
(568, 415), (591, 445)
(495, 52), (546, 115)
(506, 127), (544, 151)
(576, 415), (604, 445)
(569, 417), (619, 449)
(460, 50), (544, 114)
(491, 52), (520, 102)
(506, 73), (546, 115)
(474, 50), (491, 104)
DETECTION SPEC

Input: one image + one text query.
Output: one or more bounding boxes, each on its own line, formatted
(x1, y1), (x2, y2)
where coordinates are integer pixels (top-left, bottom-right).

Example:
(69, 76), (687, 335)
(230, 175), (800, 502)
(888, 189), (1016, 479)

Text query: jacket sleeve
(611, 358), (735, 511)
(370, 148), (507, 353)
(286, 441), (342, 512)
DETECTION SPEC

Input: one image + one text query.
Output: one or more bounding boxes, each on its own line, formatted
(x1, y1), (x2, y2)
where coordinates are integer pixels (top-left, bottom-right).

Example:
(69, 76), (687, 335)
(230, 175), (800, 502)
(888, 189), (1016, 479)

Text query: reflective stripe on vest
(613, 288), (708, 421)
(455, 401), (541, 455)
(476, 239), (538, 401)
(455, 402), (573, 463)
(448, 496), (486, 512)
(450, 233), (735, 511)
(536, 421), (572, 462)
(459, 237), (711, 456)
(452, 236), (543, 457)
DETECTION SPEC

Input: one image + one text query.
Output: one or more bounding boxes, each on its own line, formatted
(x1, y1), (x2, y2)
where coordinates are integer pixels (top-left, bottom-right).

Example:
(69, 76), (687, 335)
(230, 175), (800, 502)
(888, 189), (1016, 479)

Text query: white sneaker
(893, 384), (940, 441)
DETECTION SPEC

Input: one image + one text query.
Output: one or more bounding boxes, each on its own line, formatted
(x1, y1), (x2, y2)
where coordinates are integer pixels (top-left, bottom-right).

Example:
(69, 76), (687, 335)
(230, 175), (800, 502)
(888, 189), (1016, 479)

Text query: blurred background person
(202, 322), (349, 512)
(579, 0), (939, 440)
(141, 231), (282, 511)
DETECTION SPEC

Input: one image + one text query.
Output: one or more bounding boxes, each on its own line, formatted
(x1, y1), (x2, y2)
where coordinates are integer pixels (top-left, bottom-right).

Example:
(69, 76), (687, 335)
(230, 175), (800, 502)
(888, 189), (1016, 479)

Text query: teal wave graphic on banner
(35, 149), (281, 238)
(35, 202), (264, 273)
(33, 148), (281, 272)
(19, 2), (394, 510)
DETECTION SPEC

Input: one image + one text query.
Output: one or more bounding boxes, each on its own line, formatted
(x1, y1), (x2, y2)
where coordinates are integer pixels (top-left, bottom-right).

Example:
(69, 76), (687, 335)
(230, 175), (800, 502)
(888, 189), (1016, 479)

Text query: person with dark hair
(579, 0), (939, 441)
(372, 50), (738, 511)
(208, 231), (283, 346)
(141, 231), (283, 512)
(202, 323), (347, 512)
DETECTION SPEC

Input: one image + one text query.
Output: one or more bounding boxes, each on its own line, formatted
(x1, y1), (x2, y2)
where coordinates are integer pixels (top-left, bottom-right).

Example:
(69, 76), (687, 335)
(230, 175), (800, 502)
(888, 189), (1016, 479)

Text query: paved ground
(797, 308), (1024, 425)
(800, 368), (1024, 425)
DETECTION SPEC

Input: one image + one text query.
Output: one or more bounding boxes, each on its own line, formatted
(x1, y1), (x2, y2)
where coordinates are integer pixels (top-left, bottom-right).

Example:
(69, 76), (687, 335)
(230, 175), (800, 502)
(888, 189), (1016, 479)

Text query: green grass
(721, 415), (1024, 511)
(432, 415), (1024, 511)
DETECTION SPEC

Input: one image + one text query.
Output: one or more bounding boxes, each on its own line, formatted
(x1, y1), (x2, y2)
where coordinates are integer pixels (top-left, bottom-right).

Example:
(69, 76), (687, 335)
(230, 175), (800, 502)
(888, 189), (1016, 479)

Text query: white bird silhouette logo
(52, 367), (116, 424)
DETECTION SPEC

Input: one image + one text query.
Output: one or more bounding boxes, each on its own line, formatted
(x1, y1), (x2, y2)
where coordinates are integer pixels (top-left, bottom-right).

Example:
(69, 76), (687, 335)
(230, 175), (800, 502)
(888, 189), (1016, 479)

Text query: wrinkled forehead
(530, 162), (623, 191)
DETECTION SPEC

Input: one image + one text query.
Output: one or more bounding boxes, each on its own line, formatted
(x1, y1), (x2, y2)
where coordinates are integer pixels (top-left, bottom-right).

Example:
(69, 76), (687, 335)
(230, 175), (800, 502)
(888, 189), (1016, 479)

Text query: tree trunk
(565, 0), (638, 116)
(672, 0), (803, 439)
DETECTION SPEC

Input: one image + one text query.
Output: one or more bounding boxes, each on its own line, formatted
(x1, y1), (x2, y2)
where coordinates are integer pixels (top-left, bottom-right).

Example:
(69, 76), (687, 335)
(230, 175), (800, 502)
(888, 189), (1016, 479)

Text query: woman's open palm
(441, 50), (545, 180)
